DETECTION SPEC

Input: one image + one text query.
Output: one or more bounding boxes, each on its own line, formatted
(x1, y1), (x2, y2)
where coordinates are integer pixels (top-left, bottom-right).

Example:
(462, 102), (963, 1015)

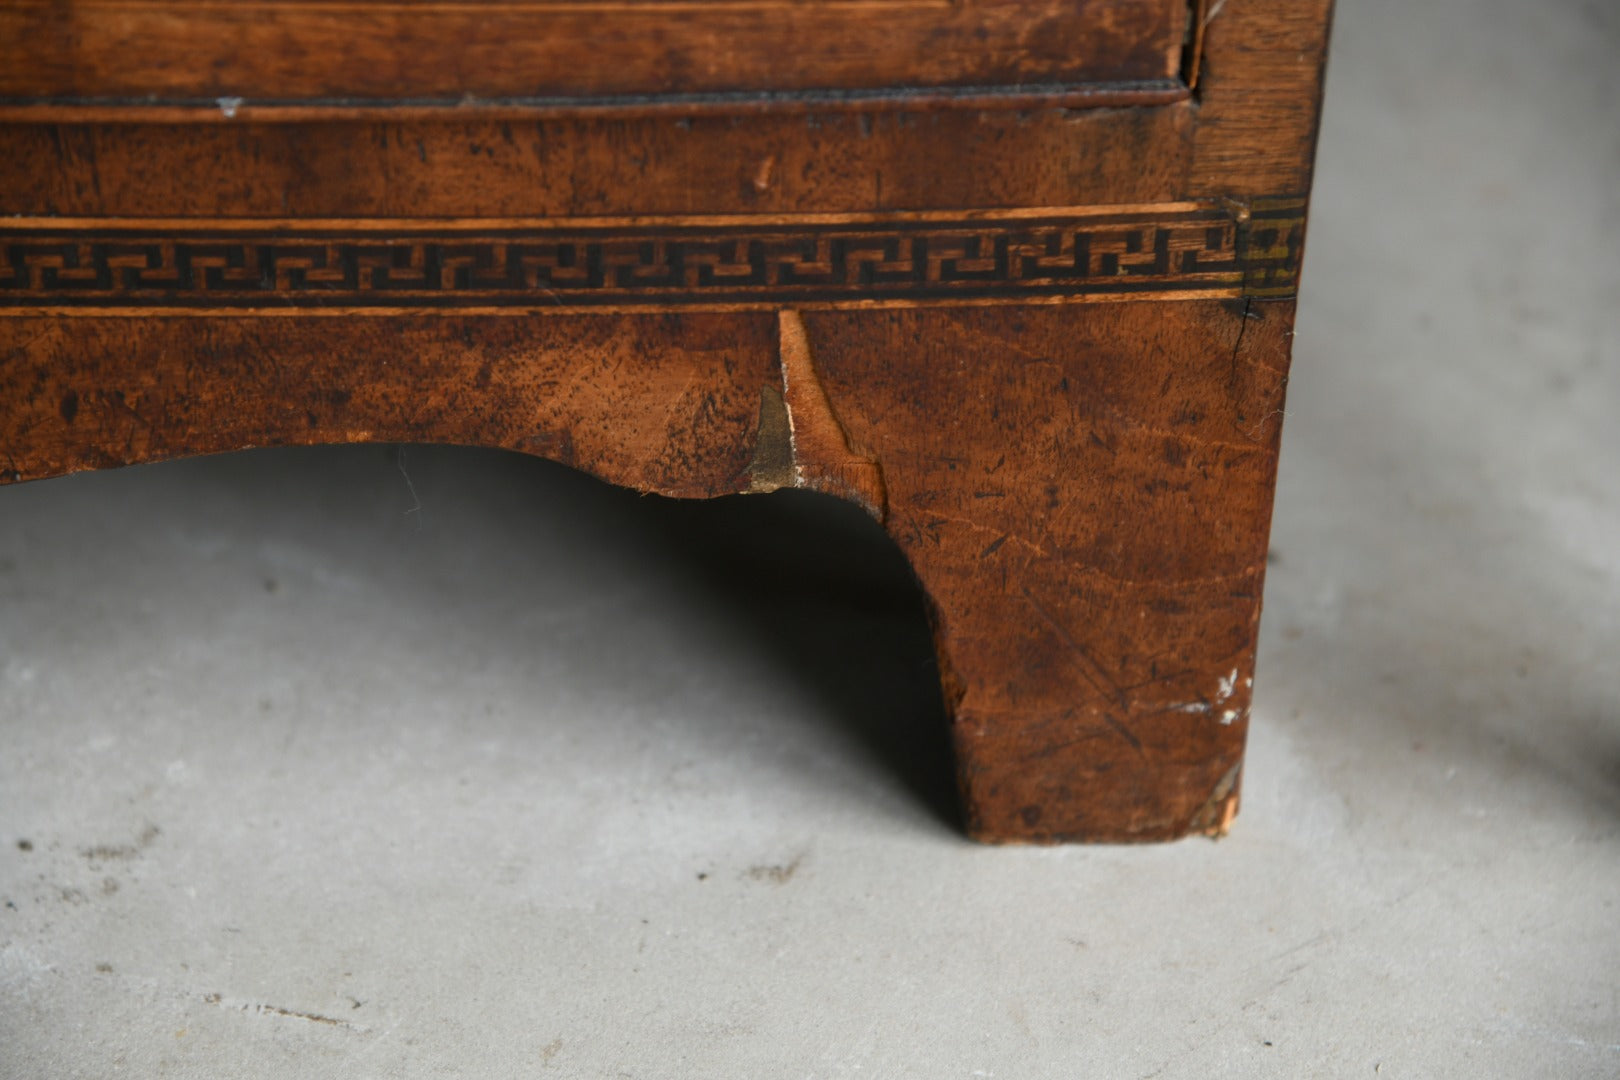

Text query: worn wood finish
(0, 301), (1286, 840)
(0, 108), (1195, 218)
(0, 314), (774, 496)
(0, 0), (1333, 841)
(1190, 0), (1336, 197)
(0, 0), (1187, 100)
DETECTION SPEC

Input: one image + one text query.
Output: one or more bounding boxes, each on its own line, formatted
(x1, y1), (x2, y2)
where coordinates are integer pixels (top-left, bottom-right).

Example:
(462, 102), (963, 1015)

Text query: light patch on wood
(771, 309), (887, 519)
(751, 154), (776, 193)
(1189, 763), (1242, 838)
(746, 382), (794, 492)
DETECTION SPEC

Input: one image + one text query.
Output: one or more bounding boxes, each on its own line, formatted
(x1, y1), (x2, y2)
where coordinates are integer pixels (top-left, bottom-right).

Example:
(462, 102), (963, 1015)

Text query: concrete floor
(3, 0), (1618, 1076)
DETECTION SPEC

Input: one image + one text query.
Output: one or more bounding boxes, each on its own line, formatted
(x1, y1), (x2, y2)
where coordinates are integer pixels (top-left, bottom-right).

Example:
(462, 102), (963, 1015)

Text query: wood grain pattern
(0, 0), (1334, 841)
(804, 301), (1293, 839)
(1191, 0), (1337, 198)
(0, 312), (774, 496)
(0, 106), (1195, 217)
(0, 0), (1185, 100)
(0, 300), (1290, 840)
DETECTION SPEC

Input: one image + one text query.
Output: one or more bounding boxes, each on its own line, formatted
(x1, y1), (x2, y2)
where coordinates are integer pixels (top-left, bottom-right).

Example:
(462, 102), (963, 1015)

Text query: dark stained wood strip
(0, 83), (1192, 124)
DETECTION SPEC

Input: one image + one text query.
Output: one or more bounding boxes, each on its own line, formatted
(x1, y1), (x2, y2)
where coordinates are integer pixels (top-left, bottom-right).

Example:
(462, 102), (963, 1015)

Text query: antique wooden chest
(0, 0), (1334, 841)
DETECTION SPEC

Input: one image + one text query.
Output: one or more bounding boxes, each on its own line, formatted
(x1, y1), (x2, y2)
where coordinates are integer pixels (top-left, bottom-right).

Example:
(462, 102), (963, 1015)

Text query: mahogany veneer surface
(0, 0), (1334, 841)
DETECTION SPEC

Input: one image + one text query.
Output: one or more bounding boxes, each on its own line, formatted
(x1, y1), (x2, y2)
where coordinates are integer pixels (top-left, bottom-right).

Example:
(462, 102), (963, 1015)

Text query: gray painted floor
(4, 1), (1618, 1076)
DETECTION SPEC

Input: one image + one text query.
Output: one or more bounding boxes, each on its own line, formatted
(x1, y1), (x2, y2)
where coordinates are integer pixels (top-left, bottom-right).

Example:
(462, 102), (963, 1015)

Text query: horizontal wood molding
(0, 107), (1194, 219)
(0, 0), (1186, 101)
(0, 83), (1191, 124)
(1, 202), (1305, 313)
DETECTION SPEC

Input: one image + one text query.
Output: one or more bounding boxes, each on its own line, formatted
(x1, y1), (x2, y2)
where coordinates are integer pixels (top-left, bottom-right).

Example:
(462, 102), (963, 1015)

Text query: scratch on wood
(1071, 560), (1265, 591)
(928, 511), (1046, 556)
(1228, 295), (1257, 389)
(1096, 402), (1282, 451)
(1019, 587), (1142, 753)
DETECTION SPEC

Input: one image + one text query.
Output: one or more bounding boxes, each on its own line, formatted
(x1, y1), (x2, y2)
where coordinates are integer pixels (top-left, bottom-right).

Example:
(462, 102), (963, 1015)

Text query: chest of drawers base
(0, 0), (1333, 841)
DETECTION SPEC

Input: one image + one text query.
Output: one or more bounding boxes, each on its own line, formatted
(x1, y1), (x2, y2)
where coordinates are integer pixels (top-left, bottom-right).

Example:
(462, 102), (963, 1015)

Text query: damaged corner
(745, 309), (888, 521)
(1181, 0), (1217, 96)
(1189, 762), (1242, 838)
(745, 382), (795, 493)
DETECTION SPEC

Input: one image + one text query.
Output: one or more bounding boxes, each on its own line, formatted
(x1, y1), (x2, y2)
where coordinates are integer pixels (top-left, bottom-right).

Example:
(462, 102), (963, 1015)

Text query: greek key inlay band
(1, 201), (1304, 312)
